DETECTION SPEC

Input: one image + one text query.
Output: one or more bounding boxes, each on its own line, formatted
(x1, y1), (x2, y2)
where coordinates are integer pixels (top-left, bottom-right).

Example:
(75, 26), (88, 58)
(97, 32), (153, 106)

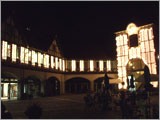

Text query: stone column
(60, 74), (65, 94)
(90, 80), (94, 92)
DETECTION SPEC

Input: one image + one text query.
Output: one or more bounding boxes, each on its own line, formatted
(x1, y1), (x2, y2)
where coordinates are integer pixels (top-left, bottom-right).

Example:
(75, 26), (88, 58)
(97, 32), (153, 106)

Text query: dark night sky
(1, 1), (159, 60)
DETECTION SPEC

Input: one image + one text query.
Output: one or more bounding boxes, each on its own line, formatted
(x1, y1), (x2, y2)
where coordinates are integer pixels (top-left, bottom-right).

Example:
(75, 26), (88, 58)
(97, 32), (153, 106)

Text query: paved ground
(2, 93), (159, 119)
(2, 94), (122, 119)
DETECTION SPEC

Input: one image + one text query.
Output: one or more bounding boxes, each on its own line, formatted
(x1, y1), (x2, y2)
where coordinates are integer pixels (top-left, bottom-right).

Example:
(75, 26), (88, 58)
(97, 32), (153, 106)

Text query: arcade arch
(65, 77), (90, 93)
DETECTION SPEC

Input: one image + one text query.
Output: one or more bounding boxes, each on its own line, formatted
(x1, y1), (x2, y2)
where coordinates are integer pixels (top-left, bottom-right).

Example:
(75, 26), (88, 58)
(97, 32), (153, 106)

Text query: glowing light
(72, 60), (76, 71)
(63, 59), (65, 71)
(99, 60), (103, 71)
(12, 44), (17, 62)
(90, 60), (94, 71)
(55, 57), (58, 70)
(2, 41), (8, 60)
(7, 45), (11, 57)
(20, 47), (25, 63)
(59, 59), (62, 70)
(38, 52), (42, 67)
(32, 50), (37, 66)
(24, 48), (29, 64)
(150, 81), (158, 88)
(44, 54), (49, 68)
(126, 23), (138, 36)
(80, 60), (84, 71)
(51, 56), (54, 68)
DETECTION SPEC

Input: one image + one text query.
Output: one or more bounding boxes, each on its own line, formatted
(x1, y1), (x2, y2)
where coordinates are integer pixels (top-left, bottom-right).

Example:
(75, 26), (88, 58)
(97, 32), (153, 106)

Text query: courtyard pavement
(2, 94), (122, 119)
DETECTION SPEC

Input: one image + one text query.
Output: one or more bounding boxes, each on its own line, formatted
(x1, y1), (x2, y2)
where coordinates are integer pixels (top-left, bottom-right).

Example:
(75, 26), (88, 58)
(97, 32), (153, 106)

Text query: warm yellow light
(80, 60), (84, 71)
(38, 52), (42, 67)
(51, 56), (54, 68)
(55, 57), (58, 70)
(59, 59), (62, 70)
(20, 47), (25, 63)
(63, 59), (65, 71)
(2, 41), (8, 60)
(24, 48), (29, 64)
(151, 81), (158, 88)
(72, 60), (76, 71)
(99, 60), (103, 71)
(90, 60), (94, 71)
(126, 23), (138, 36)
(12, 44), (17, 62)
(107, 60), (111, 71)
(44, 54), (49, 68)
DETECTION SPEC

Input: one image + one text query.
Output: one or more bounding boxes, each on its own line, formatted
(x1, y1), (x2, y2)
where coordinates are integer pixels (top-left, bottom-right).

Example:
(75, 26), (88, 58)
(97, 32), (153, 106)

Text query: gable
(48, 40), (62, 57)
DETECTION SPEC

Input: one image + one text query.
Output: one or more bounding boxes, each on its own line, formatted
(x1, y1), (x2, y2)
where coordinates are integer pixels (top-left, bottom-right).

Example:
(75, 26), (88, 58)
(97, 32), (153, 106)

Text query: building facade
(115, 23), (158, 90)
(1, 17), (118, 100)
(1, 17), (158, 100)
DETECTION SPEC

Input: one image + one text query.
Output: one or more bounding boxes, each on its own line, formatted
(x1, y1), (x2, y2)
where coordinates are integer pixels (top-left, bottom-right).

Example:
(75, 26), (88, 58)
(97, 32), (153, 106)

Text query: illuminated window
(59, 58), (62, 70)
(44, 54), (49, 68)
(63, 59), (65, 71)
(24, 48), (29, 64)
(90, 60), (94, 71)
(16, 46), (20, 59)
(11, 44), (17, 62)
(28, 50), (32, 62)
(99, 60), (103, 71)
(20, 47), (25, 63)
(71, 60), (76, 71)
(2, 41), (8, 60)
(107, 60), (111, 71)
(41, 54), (43, 65)
(55, 57), (58, 70)
(51, 56), (54, 68)
(7, 44), (11, 57)
(80, 60), (84, 71)
(38, 52), (42, 67)
(32, 50), (37, 66)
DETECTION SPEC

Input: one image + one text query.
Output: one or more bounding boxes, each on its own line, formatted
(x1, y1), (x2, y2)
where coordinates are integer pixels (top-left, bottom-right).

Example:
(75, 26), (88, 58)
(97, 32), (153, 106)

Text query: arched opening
(126, 58), (146, 90)
(65, 77), (90, 94)
(23, 75), (41, 98)
(45, 77), (60, 96)
(1, 72), (19, 100)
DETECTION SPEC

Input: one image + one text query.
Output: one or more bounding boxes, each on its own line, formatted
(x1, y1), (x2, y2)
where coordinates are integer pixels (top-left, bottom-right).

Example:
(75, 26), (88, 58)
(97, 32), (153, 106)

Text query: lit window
(24, 48), (29, 64)
(44, 54), (49, 68)
(63, 59), (65, 71)
(99, 60), (103, 71)
(38, 52), (42, 67)
(20, 47), (25, 63)
(107, 60), (111, 71)
(12, 44), (17, 62)
(32, 50), (37, 66)
(90, 60), (94, 71)
(28, 50), (32, 62)
(2, 41), (8, 60)
(150, 81), (158, 88)
(51, 56), (54, 68)
(59, 58), (62, 70)
(72, 60), (76, 71)
(7, 44), (11, 57)
(55, 57), (58, 70)
(80, 60), (84, 71)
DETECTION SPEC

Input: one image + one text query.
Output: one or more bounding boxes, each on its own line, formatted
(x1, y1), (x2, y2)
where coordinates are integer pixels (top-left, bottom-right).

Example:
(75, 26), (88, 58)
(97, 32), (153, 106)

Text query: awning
(135, 74), (159, 82)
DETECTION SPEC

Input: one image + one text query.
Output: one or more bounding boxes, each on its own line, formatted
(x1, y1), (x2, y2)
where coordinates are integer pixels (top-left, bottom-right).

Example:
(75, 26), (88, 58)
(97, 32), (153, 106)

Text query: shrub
(25, 103), (42, 119)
